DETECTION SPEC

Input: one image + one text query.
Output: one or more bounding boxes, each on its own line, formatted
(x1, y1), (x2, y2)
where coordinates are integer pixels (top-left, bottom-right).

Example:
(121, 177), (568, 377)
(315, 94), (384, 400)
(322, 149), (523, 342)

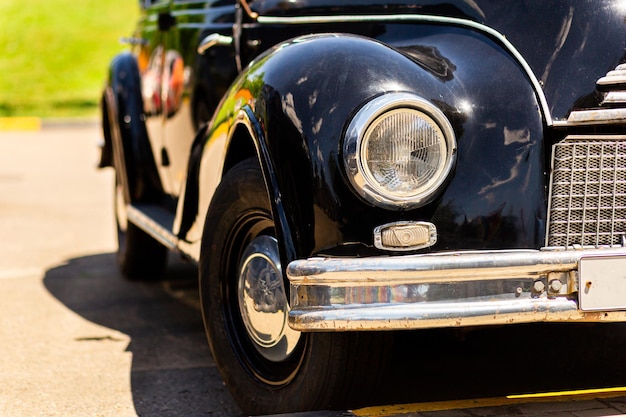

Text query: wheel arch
(223, 122), (257, 175)
(225, 110), (299, 265)
(175, 105), (298, 264)
(102, 52), (162, 203)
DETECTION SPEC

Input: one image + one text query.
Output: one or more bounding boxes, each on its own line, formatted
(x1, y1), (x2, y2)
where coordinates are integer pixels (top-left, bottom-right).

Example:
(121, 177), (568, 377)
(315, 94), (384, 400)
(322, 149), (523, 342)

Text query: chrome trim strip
(289, 298), (626, 331)
(120, 37), (149, 46)
(565, 108), (626, 125)
(603, 91), (626, 105)
(127, 203), (200, 260)
(127, 204), (178, 250)
(597, 64), (626, 90)
(198, 33), (234, 55)
(551, 120), (570, 128)
(172, 9), (216, 17)
(286, 247), (626, 331)
(171, 0), (207, 5)
(288, 247), (626, 285)
(554, 64), (626, 127)
(257, 14), (552, 126)
(178, 23), (216, 30)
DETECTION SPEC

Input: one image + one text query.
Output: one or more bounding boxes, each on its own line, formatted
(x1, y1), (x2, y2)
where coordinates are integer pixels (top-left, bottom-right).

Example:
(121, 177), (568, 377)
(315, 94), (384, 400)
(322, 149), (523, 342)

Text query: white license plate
(579, 255), (626, 311)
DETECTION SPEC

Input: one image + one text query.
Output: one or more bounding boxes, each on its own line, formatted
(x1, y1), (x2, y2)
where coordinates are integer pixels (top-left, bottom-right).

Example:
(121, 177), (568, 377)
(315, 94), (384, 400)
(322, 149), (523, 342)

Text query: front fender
(188, 27), (547, 264)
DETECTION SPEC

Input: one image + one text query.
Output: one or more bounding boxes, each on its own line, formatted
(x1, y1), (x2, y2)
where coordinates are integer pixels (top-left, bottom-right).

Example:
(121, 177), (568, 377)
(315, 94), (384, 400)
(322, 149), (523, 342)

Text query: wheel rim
(223, 210), (305, 385)
(238, 235), (301, 362)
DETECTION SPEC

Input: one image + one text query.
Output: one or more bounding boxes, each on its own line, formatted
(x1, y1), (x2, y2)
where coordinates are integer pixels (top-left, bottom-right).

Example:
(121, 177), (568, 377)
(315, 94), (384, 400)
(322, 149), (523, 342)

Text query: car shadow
(43, 252), (243, 417)
(383, 319), (626, 405)
(43, 252), (626, 416)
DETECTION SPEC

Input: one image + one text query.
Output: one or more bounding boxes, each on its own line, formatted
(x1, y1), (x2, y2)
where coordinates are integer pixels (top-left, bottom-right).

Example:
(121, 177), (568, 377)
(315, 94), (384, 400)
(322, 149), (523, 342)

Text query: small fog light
(373, 221), (437, 251)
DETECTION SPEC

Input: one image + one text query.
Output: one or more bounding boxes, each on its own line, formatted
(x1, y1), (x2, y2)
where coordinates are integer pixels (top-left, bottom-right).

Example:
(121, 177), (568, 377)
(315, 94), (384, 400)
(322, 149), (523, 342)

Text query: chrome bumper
(286, 247), (626, 331)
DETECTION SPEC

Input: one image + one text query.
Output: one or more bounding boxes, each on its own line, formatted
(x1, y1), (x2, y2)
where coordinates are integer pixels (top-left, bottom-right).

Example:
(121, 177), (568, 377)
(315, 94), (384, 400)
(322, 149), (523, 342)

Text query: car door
(135, 0), (173, 196)
(161, 0), (238, 198)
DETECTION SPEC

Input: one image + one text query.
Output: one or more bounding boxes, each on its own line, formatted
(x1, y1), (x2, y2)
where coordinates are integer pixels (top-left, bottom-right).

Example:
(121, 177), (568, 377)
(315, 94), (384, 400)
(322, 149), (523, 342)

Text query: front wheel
(200, 158), (390, 415)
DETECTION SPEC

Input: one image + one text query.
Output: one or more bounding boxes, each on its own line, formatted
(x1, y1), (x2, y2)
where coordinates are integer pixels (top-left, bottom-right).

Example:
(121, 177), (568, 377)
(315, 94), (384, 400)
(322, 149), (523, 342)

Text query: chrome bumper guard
(286, 247), (626, 331)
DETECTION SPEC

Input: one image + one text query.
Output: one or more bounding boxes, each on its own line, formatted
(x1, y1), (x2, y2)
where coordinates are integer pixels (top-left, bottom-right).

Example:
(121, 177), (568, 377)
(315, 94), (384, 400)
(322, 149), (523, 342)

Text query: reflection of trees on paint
(243, 73), (265, 98)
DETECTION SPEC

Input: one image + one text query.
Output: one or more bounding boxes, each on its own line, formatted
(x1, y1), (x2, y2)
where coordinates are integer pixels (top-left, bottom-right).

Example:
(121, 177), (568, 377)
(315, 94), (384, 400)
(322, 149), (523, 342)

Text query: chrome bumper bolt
(549, 279), (563, 293)
(533, 280), (545, 293)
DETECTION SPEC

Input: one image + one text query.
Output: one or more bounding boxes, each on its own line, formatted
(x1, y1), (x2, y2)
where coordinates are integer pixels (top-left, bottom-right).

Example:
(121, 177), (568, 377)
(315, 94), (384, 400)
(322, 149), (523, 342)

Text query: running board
(126, 203), (179, 250)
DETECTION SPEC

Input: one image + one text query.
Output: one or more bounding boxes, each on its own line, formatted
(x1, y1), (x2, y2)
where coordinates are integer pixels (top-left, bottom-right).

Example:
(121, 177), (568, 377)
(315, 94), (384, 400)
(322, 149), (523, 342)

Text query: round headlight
(343, 93), (456, 210)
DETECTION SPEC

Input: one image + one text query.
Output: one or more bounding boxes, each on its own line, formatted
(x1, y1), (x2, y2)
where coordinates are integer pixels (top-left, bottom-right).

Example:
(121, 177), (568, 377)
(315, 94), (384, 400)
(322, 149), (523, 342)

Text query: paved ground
(0, 125), (240, 416)
(2, 124), (626, 417)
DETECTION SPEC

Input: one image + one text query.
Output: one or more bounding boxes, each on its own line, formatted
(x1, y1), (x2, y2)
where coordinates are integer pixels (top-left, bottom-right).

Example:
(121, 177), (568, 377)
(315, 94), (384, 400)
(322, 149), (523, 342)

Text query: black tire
(104, 82), (167, 281)
(114, 168), (167, 281)
(200, 158), (391, 415)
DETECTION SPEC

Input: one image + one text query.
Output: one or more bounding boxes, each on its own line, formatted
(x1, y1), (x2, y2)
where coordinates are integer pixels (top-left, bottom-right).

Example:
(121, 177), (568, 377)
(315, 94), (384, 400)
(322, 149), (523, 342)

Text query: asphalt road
(0, 125), (240, 416)
(2, 124), (626, 417)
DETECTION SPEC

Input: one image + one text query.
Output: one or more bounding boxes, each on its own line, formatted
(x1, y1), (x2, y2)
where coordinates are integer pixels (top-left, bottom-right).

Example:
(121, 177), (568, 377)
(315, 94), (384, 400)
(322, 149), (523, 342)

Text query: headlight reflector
(343, 93), (456, 209)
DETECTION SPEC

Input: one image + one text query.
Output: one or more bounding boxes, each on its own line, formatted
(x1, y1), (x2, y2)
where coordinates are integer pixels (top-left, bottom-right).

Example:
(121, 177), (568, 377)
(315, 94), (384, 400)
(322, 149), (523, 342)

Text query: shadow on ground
(384, 319), (626, 405)
(43, 252), (626, 416)
(43, 252), (242, 417)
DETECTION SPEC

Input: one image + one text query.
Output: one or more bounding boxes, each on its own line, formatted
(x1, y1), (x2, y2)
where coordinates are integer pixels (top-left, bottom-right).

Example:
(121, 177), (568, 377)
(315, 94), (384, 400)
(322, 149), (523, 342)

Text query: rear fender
(102, 52), (162, 202)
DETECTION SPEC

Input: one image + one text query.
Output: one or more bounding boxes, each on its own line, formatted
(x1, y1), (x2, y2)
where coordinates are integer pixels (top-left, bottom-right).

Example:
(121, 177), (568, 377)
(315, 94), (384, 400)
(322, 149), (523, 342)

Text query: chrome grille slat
(547, 136), (626, 247)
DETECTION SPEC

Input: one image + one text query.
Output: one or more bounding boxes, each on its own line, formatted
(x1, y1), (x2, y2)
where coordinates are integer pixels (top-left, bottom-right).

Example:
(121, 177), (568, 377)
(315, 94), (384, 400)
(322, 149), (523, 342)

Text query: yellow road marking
(508, 386), (626, 399)
(0, 117), (42, 131)
(352, 387), (626, 416)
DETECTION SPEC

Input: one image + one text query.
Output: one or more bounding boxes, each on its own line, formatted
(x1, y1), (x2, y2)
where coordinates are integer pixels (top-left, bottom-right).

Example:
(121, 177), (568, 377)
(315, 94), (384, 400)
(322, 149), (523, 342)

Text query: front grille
(547, 135), (626, 247)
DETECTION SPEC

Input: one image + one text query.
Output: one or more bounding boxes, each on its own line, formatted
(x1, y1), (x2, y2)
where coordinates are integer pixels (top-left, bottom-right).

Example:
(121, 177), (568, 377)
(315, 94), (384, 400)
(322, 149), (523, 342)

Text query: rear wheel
(114, 173), (167, 281)
(200, 158), (390, 415)
(106, 92), (167, 281)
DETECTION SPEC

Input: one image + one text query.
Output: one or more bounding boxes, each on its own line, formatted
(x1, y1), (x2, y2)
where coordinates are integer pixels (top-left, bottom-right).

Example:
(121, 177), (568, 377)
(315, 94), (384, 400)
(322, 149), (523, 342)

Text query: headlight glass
(363, 109), (446, 197)
(343, 93), (456, 210)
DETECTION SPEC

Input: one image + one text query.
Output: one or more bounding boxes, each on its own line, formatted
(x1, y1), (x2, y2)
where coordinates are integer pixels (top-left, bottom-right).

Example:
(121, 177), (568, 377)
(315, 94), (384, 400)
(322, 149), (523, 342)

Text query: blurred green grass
(0, 0), (139, 118)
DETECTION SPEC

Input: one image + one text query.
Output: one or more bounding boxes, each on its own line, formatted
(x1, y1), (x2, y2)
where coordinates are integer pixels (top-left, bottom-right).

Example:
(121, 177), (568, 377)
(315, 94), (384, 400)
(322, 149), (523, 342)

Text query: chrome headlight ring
(343, 93), (457, 210)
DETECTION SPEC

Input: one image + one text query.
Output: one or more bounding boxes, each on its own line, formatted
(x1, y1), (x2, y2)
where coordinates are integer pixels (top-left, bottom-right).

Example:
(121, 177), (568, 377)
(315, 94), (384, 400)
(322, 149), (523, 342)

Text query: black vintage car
(100, 0), (626, 414)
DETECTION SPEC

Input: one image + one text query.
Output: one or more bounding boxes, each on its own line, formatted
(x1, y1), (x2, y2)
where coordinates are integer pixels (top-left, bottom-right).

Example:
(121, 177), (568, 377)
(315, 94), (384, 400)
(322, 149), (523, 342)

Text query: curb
(0, 117), (42, 131)
(0, 117), (99, 132)
(41, 118), (99, 129)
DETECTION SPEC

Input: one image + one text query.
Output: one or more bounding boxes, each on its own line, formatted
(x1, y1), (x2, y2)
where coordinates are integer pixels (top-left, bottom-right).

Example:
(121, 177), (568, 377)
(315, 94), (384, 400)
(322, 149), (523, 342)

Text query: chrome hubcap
(237, 235), (300, 362)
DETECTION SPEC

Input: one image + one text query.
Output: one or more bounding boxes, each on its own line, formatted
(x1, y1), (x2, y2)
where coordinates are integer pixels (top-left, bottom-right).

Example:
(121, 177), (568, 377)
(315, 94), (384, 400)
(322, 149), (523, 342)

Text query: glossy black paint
(225, 1), (624, 260)
(245, 0), (625, 121)
(211, 28), (545, 261)
(104, 0), (626, 263)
